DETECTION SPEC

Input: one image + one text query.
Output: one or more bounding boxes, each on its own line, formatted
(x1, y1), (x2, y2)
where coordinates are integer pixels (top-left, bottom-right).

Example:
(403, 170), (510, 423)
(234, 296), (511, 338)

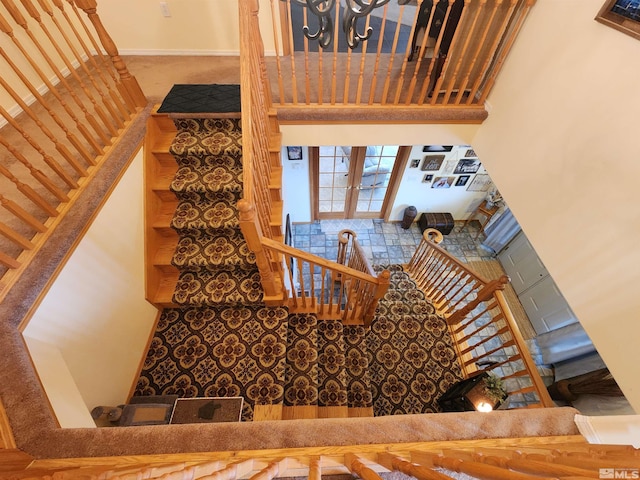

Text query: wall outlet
(159, 1), (171, 17)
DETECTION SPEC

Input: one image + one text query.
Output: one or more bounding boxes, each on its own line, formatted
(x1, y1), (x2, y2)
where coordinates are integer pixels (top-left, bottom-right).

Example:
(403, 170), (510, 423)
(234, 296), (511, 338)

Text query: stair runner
(135, 95), (463, 419)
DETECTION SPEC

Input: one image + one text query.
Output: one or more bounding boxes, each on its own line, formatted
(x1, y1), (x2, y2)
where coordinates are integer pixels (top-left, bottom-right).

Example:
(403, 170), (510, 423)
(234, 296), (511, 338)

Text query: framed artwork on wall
(410, 158), (420, 168)
(432, 176), (455, 188)
(466, 174), (492, 192)
(453, 158), (481, 174)
(421, 155), (445, 171)
(596, 0), (640, 40)
(455, 175), (470, 187)
(287, 146), (303, 160)
(422, 174), (433, 183)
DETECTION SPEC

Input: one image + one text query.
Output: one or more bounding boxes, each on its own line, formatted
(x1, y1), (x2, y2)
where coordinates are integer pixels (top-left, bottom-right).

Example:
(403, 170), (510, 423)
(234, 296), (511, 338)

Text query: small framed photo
(422, 174), (433, 183)
(454, 158), (481, 174)
(421, 155), (445, 171)
(431, 176), (455, 189)
(410, 158), (420, 168)
(466, 174), (492, 192)
(455, 175), (470, 187)
(287, 146), (303, 160)
(596, 0), (640, 41)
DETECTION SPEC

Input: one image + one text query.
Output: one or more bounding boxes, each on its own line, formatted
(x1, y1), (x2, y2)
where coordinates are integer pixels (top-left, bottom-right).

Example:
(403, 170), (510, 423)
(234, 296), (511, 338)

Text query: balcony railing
(263, 0), (535, 120)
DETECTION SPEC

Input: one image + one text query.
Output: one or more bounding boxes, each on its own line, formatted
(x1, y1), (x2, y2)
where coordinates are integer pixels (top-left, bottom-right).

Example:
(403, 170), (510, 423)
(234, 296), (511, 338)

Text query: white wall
(23, 150), (158, 425)
(472, 0), (640, 412)
(281, 147), (312, 223)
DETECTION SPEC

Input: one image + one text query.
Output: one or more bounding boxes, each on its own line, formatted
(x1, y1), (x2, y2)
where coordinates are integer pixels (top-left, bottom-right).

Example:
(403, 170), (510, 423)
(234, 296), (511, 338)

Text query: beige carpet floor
(467, 260), (536, 340)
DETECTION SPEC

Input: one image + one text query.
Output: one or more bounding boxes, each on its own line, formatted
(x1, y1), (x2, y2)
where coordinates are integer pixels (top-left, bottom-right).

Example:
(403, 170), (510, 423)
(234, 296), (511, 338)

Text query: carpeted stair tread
(172, 231), (256, 271)
(170, 197), (240, 234)
(317, 320), (348, 407)
(343, 325), (373, 408)
(170, 118), (242, 159)
(170, 164), (243, 198)
(284, 314), (319, 407)
(172, 268), (263, 306)
(133, 305), (288, 422)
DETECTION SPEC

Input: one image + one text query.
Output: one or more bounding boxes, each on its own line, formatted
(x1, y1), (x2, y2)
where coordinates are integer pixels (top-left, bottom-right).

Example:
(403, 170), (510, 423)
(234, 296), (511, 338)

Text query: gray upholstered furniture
(341, 146), (393, 187)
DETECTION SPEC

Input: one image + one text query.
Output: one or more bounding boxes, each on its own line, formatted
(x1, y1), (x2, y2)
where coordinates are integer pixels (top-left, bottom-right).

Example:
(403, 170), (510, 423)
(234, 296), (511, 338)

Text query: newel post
(363, 269), (390, 327)
(237, 199), (282, 299)
(73, 0), (146, 108)
(446, 274), (509, 326)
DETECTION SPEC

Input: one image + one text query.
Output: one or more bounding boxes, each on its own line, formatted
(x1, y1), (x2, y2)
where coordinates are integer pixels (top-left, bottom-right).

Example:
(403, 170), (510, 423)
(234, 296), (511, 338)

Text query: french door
(311, 145), (408, 219)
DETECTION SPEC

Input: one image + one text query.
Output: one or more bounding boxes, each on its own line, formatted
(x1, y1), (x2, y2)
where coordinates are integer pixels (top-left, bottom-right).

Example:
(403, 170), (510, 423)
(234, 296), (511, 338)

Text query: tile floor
(292, 218), (495, 267)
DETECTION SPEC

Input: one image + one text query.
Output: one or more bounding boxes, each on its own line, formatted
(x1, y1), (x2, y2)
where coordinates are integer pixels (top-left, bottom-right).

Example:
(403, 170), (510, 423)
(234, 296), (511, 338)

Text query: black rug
(158, 84), (241, 114)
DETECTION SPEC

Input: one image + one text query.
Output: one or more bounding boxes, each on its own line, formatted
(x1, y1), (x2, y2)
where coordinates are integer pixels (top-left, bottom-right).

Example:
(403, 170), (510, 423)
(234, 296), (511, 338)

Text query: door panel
(313, 145), (403, 219)
(498, 231), (548, 295)
(519, 276), (578, 334)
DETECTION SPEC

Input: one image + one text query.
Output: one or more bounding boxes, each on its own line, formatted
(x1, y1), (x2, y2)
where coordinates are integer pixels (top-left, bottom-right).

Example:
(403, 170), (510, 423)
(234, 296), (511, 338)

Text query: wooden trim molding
(596, 0), (640, 41)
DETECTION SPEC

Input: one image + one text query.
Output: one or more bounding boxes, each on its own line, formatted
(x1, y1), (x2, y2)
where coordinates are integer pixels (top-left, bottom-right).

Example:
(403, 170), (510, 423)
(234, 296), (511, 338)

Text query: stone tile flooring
(292, 219), (495, 267)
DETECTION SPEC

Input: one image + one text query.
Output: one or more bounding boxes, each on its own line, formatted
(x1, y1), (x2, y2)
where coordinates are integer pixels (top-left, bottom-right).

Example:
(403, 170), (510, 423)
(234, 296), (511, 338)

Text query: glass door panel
(318, 146), (349, 215)
(355, 145), (398, 215)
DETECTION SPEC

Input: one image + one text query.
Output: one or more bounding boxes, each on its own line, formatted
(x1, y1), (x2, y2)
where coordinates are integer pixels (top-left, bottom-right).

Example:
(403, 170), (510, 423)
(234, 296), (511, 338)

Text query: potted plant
(482, 373), (508, 406)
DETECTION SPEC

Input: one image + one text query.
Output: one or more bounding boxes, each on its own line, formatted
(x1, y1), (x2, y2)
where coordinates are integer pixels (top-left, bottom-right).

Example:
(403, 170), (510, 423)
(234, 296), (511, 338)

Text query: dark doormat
(157, 84), (241, 114)
(170, 397), (244, 424)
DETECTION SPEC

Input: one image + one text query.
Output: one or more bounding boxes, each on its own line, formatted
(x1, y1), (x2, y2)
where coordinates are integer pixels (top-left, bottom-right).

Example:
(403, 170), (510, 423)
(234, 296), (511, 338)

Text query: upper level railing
(0, 0), (146, 304)
(407, 228), (554, 408)
(262, 0), (535, 118)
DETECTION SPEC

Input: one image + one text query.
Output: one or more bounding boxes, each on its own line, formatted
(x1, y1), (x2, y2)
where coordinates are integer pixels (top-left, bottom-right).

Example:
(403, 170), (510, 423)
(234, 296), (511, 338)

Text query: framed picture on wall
(596, 0), (640, 40)
(431, 176), (455, 188)
(410, 158), (420, 168)
(466, 174), (492, 192)
(454, 158), (481, 174)
(421, 155), (445, 171)
(422, 174), (433, 183)
(455, 175), (470, 187)
(287, 146), (303, 160)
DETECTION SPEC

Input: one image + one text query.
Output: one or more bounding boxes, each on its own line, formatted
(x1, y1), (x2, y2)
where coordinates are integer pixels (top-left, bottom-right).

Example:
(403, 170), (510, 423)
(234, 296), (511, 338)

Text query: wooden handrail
(0, 0), (145, 304)
(337, 229), (376, 277)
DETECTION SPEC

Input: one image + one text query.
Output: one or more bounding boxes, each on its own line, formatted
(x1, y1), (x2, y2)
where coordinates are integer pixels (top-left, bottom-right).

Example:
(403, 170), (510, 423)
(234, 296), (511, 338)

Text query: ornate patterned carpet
(134, 98), (463, 419)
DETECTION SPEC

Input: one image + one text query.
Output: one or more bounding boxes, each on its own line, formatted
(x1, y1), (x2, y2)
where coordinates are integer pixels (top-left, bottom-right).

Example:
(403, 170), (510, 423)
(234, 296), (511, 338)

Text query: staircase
(138, 93), (463, 421)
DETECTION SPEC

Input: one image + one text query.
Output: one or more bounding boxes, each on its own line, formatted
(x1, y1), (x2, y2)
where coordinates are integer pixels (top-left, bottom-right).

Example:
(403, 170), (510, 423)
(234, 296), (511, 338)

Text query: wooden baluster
(368, 2), (388, 105)
(0, 78), (87, 176)
(198, 459), (253, 480)
(446, 275), (508, 325)
(377, 452), (455, 480)
(0, 7), (110, 145)
(238, 200), (281, 299)
(51, 0), (130, 119)
(405, 0), (437, 104)
(308, 456), (321, 480)
(411, 451), (557, 480)
(17, 0), (119, 135)
(250, 459), (281, 480)
(381, 2), (406, 104)
(73, 0), (146, 107)
(442, 0), (486, 105)
(344, 453), (383, 480)
(319, 265), (326, 315)
(355, 13), (371, 105)
(0, 44), (102, 155)
(0, 221), (34, 251)
(0, 135), (69, 203)
(459, 325), (510, 355)
(283, 0), (297, 104)
(342, 42), (354, 104)
(0, 164), (57, 218)
(65, 0), (136, 111)
(35, 0), (126, 127)
(0, 104), (78, 189)
(302, 7), (310, 104)
(268, 0), (285, 104)
(363, 269), (389, 327)
(454, 0), (501, 104)
(0, 48), (95, 163)
(418, 0), (454, 104)
(479, 0), (535, 104)
(0, 251), (20, 269)
(330, 0), (339, 104)
(284, 252), (299, 308)
(466, 0), (518, 104)
(297, 258), (307, 308)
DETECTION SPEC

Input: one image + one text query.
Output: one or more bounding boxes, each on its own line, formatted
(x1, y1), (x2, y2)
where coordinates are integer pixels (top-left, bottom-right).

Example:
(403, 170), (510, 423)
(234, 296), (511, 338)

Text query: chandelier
(288, 0), (413, 49)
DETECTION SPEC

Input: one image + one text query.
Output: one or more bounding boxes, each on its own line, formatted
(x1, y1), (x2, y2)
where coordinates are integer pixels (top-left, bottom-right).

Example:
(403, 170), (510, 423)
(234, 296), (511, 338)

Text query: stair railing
(262, 0), (536, 116)
(407, 228), (554, 408)
(337, 229), (376, 278)
(0, 0), (146, 304)
(239, 0), (281, 242)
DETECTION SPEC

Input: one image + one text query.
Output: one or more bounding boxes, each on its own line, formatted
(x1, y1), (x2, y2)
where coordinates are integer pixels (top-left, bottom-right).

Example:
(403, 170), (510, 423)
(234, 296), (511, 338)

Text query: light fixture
(475, 401), (493, 412)
(288, 0), (412, 49)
